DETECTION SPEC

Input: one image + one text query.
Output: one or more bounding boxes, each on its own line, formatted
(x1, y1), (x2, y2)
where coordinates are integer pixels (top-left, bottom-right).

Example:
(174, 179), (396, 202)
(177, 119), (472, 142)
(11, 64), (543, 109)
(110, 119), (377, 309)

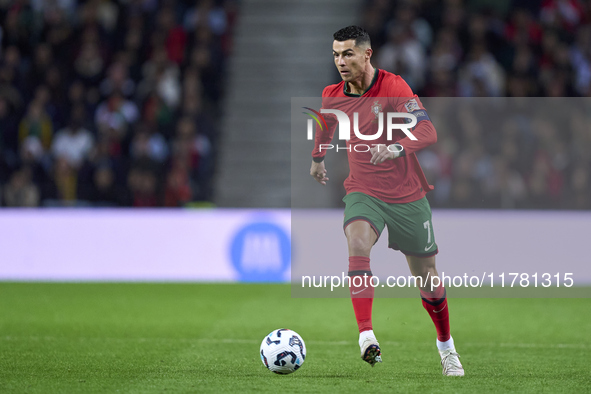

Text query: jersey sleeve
(390, 77), (437, 156)
(311, 87), (338, 162)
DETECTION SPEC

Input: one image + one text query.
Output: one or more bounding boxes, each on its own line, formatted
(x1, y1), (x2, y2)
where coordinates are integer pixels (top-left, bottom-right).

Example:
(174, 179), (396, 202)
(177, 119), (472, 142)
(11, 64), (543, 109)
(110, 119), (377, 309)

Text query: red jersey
(312, 68), (436, 203)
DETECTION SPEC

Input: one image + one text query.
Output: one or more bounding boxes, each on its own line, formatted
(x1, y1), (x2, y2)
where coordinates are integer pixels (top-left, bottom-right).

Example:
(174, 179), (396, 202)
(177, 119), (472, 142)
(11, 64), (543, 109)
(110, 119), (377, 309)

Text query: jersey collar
(343, 68), (378, 97)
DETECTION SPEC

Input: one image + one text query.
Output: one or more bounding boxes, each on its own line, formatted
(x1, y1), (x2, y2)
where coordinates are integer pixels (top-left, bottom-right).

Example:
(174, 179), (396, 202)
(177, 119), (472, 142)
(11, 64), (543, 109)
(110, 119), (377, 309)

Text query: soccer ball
(260, 328), (306, 374)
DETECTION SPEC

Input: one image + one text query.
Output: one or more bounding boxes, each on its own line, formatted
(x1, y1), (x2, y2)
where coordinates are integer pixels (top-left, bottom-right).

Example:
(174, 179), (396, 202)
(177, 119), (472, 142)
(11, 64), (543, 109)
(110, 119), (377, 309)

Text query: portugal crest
(371, 100), (382, 123)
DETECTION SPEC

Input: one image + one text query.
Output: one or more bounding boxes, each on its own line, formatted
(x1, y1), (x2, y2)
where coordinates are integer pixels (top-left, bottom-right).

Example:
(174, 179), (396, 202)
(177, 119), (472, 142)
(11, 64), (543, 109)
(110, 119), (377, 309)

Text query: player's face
(333, 40), (368, 82)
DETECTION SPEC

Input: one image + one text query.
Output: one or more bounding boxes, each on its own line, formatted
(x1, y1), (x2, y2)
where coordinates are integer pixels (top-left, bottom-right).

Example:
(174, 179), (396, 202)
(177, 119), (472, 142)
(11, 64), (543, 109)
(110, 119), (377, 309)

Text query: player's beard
(340, 70), (354, 82)
(340, 63), (362, 83)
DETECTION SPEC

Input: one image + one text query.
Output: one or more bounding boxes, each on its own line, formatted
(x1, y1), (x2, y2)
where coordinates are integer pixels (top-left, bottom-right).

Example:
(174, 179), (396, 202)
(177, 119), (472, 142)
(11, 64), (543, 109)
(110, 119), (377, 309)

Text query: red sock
(348, 256), (374, 333)
(420, 285), (450, 342)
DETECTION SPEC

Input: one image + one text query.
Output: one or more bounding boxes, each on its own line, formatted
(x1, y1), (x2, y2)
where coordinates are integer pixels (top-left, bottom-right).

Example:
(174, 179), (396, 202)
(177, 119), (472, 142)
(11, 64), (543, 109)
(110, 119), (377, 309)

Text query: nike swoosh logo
(434, 304), (447, 313)
(425, 242), (435, 251)
(352, 288), (367, 295)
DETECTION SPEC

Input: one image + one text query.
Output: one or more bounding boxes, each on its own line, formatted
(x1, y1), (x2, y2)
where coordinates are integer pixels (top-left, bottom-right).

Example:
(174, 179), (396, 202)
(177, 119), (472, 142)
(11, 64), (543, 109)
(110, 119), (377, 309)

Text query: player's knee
(347, 235), (372, 256)
(407, 256), (436, 278)
(415, 265), (434, 278)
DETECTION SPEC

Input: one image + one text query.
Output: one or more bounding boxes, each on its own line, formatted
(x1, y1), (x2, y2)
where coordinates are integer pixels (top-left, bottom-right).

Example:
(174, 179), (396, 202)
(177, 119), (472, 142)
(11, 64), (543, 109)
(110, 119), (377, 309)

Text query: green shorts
(343, 192), (438, 257)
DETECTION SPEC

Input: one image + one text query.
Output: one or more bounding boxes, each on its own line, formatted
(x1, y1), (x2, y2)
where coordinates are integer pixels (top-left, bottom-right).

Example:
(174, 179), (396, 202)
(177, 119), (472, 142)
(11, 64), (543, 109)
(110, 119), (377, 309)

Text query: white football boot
(439, 348), (464, 376)
(360, 337), (382, 366)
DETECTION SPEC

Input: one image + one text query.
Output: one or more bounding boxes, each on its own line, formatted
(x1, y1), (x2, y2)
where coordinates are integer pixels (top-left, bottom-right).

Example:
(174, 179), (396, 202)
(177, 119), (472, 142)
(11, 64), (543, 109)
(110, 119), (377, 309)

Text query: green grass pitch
(1, 283), (590, 393)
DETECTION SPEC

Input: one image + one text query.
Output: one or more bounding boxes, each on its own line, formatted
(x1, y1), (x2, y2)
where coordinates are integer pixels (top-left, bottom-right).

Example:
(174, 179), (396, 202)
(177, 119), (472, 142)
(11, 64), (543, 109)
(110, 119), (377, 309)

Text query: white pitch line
(1, 336), (588, 349)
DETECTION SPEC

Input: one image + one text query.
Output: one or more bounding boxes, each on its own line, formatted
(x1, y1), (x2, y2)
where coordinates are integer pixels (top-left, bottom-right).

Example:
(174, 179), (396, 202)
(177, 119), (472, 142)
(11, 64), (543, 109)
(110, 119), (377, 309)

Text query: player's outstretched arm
(310, 160), (329, 185)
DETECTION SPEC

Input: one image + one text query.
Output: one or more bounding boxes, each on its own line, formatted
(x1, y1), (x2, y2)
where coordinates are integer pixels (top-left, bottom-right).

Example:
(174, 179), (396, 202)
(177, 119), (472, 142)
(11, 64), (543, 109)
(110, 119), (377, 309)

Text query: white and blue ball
(260, 329), (306, 374)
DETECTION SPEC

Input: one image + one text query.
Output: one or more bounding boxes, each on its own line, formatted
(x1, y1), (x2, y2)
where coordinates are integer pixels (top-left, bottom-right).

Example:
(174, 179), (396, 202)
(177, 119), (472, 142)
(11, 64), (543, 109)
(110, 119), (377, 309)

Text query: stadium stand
(1, 0), (589, 209)
(0, 0), (237, 207)
(356, 0), (591, 209)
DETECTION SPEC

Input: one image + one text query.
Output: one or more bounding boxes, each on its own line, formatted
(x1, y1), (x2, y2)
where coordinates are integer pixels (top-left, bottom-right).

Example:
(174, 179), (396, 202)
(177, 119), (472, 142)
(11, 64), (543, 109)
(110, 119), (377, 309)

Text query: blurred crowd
(2, 1), (590, 209)
(362, 0), (591, 209)
(0, 0), (237, 207)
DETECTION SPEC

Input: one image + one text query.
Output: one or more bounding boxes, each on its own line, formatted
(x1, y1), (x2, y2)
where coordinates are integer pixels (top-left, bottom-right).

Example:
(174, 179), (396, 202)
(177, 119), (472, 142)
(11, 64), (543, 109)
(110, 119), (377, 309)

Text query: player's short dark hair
(333, 26), (371, 48)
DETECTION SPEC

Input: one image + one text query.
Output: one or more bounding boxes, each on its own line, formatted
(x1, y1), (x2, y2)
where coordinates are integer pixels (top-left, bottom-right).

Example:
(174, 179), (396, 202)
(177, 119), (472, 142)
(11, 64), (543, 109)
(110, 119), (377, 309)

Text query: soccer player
(309, 26), (464, 376)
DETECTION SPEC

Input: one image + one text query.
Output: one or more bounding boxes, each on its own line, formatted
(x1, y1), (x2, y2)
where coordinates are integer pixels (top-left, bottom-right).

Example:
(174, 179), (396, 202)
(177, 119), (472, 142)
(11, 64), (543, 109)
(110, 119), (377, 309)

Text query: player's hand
(310, 160), (329, 185)
(370, 144), (402, 165)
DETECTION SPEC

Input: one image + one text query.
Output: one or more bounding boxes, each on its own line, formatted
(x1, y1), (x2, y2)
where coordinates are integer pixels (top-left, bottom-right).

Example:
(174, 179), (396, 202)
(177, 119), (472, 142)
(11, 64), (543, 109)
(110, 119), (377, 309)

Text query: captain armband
(407, 109), (430, 123)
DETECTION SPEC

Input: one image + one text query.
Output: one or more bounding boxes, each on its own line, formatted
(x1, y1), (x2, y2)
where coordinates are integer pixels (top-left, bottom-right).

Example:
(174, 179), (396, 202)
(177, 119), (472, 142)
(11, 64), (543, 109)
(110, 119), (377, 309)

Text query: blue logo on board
(230, 221), (291, 282)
